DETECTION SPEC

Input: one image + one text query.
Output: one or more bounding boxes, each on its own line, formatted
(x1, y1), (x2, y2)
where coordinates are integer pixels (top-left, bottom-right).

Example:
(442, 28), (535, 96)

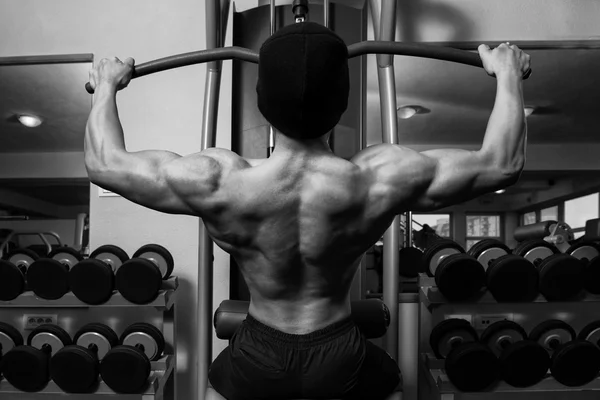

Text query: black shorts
(208, 314), (401, 400)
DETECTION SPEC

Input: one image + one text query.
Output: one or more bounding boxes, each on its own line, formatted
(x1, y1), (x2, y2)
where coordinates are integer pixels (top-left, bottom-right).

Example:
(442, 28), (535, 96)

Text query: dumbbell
(100, 322), (165, 393)
(423, 239), (486, 301)
(68, 245), (130, 304)
(0, 248), (39, 301)
(530, 320), (600, 387)
(565, 241), (600, 294)
(27, 247), (83, 300)
(513, 240), (584, 301)
(398, 246), (423, 278)
(480, 320), (549, 387)
(468, 239), (539, 302)
(0, 322), (23, 377)
(430, 318), (500, 391)
(115, 244), (175, 304)
(2, 324), (72, 391)
(51, 323), (119, 393)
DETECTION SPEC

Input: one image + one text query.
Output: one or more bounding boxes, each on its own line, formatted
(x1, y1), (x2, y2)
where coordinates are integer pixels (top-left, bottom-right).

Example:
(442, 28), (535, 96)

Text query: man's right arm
(353, 44), (530, 213)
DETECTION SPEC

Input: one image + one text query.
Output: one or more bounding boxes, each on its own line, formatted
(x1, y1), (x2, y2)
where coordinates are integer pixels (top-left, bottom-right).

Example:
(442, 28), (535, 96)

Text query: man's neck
(272, 131), (331, 155)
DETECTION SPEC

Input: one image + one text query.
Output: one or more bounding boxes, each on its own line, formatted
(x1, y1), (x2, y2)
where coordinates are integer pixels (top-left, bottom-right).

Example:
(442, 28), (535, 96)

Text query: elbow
(496, 157), (524, 188)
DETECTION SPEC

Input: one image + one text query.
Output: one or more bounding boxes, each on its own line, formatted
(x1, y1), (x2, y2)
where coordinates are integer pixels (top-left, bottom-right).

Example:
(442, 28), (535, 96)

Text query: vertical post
(406, 211), (413, 247)
(324, 0), (330, 28)
(198, 0), (222, 398)
(267, 0), (276, 157)
(370, 0), (400, 363)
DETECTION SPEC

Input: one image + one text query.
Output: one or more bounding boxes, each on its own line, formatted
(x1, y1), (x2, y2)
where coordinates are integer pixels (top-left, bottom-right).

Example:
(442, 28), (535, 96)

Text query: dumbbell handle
(41, 343), (52, 354)
(548, 338), (560, 350)
(134, 343), (145, 353)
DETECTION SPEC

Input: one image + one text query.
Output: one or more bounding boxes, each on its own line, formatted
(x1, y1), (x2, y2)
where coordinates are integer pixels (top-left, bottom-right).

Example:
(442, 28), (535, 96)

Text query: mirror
(0, 54), (93, 253)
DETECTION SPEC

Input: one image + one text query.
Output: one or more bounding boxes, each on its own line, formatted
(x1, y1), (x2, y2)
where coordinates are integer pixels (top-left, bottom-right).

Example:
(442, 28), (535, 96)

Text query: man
(86, 22), (529, 400)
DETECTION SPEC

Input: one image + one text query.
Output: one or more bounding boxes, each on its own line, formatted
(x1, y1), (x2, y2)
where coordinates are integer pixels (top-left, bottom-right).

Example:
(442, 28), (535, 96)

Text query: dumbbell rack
(0, 278), (179, 400)
(417, 275), (600, 400)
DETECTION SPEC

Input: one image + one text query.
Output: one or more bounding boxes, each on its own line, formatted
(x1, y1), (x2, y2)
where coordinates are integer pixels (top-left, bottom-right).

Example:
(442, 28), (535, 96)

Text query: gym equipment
(514, 221), (574, 253)
(468, 239), (539, 302)
(430, 318), (500, 391)
(26, 247), (82, 300)
(398, 246), (423, 278)
(530, 319), (600, 387)
(214, 299), (390, 340)
(51, 323), (119, 393)
(480, 320), (549, 387)
(2, 324), (72, 392)
(0, 322), (23, 376)
(514, 240), (584, 301)
(68, 245), (130, 304)
(115, 244), (174, 304)
(565, 241), (600, 294)
(423, 239), (486, 301)
(0, 231), (63, 259)
(100, 322), (165, 393)
(0, 248), (38, 301)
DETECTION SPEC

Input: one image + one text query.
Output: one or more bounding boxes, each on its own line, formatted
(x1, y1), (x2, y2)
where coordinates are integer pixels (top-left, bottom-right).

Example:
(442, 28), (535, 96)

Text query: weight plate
(513, 239), (557, 263)
(435, 253), (485, 301)
(487, 254), (539, 302)
(68, 259), (115, 305)
(566, 241), (600, 263)
(445, 342), (500, 392)
(7, 248), (39, 269)
(49, 247), (82, 268)
(28, 324), (72, 355)
(50, 345), (99, 393)
(116, 259), (163, 304)
(583, 256), (600, 295)
(27, 258), (70, 300)
(430, 319), (477, 359)
(121, 322), (165, 361)
(501, 340), (550, 387)
(480, 320), (527, 357)
(0, 322), (23, 354)
(551, 340), (600, 387)
(468, 239), (511, 269)
(530, 320), (576, 353)
(1, 345), (50, 392)
(74, 323), (119, 360)
(0, 260), (26, 301)
(398, 247), (422, 278)
(90, 244), (130, 272)
(537, 254), (584, 301)
(100, 346), (151, 393)
(423, 240), (464, 277)
(132, 244), (174, 279)
(578, 320), (600, 347)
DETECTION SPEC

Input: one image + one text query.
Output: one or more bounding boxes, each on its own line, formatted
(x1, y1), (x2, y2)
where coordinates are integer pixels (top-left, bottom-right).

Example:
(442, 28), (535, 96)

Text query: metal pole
(370, 0), (400, 363)
(324, 0), (330, 28)
(198, 0), (222, 398)
(267, 0), (276, 157)
(406, 211), (413, 247)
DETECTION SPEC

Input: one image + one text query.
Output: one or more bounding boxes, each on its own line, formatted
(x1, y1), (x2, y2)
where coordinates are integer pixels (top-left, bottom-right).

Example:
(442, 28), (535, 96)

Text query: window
(565, 193), (599, 229)
(523, 212), (536, 225)
(466, 215), (501, 251)
(540, 206), (558, 222)
(412, 214), (451, 238)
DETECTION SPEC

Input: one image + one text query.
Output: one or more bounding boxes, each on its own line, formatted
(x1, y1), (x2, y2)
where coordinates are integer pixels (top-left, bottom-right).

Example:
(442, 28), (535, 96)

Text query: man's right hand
(478, 43), (530, 79)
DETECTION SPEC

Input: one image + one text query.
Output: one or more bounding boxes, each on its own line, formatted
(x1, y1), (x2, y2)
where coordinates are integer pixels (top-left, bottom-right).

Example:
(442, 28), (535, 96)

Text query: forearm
(479, 73), (527, 173)
(84, 85), (127, 172)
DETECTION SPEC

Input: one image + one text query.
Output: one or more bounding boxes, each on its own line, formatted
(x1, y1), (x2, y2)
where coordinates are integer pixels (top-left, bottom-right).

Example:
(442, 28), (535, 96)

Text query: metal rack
(0, 278), (178, 400)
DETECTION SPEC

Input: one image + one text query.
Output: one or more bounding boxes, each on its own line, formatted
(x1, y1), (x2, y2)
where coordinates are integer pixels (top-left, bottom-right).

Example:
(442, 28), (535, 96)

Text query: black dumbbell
(514, 240), (584, 301)
(115, 244), (175, 304)
(423, 240), (486, 301)
(530, 320), (600, 387)
(0, 322), (24, 377)
(398, 247), (423, 278)
(469, 239), (539, 302)
(430, 318), (500, 391)
(2, 324), (72, 391)
(27, 247), (82, 300)
(480, 320), (549, 387)
(100, 322), (165, 393)
(68, 245), (130, 304)
(50, 323), (119, 393)
(0, 248), (39, 301)
(565, 241), (600, 294)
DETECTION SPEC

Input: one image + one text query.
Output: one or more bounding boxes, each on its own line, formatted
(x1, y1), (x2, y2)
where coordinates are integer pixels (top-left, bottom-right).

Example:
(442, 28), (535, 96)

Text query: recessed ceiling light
(397, 106), (418, 120)
(524, 106), (535, 117)
(17, 114), (43, 128)
(495, 189), (506, 194)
